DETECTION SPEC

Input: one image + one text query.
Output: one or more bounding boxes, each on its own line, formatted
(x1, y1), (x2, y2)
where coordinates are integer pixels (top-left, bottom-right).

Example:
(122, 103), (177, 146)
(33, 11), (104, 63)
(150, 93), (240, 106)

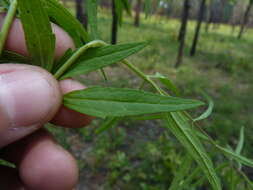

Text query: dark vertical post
(111, 0), (118, 44)
(134, 0), (142, 27)
(175, 0), (190, 68)
(190, 0), (206, 56)
(75, 0), (88, 29)
(238, 0), (253, 39)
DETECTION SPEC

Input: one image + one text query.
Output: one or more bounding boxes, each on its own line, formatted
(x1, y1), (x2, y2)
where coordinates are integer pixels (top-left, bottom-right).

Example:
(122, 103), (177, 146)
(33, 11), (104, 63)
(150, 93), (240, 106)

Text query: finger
(0, 64), (61, 148)
(51, 79), (94, 128)
(0, 13), (75, 59)
(0, 166), (25, 189)
(0, 129), (78, 190)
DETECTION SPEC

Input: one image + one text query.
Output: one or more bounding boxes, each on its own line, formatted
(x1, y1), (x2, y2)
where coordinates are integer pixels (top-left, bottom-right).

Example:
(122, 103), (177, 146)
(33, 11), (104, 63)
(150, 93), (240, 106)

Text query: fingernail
(0, 69), (55, 127)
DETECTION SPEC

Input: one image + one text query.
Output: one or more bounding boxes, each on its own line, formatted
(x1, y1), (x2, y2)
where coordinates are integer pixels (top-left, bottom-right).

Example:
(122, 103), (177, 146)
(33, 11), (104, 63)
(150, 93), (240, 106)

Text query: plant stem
(54, 40), (106, 79)
(122, 60), (164, 95)
(0, 0), (18, 56)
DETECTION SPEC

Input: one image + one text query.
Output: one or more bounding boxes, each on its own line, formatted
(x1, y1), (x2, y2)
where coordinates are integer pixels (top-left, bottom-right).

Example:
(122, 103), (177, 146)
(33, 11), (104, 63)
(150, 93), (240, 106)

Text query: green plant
(0, 0), (253, 189)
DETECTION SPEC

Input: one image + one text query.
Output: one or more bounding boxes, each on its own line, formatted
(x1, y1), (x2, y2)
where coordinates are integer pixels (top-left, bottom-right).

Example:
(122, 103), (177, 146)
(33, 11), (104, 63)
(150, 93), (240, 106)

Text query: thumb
(0, 64), (61, 148)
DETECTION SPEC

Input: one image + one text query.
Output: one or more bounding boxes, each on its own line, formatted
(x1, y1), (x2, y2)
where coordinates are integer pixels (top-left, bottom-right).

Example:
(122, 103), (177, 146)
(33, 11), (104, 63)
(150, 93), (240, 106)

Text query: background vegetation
(47, 0), (253, 189)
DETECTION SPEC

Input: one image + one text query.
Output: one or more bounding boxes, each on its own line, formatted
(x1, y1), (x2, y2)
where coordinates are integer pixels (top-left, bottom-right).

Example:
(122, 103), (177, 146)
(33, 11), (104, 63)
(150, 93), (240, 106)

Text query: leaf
(0, 0), (10, 9)
(240, 171), (253, 190)
(43, 0), (89, 46)
(52, 48), (73, 73)
(114, 0), (123, 26)
(95, 117), (121, 134)
(61, 42), (147, 79)
(193, 91), (214, 122)
(87, 0), (98, 40)
(18, 0), (55, 71)
(0, 50), (30, 63)
(169, 155), (193, 190)
(165, 112), (221, 190)
(148, 72), (180, 96)
(121, 0), (131, 16)
(63, 87), (204, 118)
(216, 145), (253, 168)
(129, 114), (165, 121)
(190, 163), (228, 188)
(114, 0), (130, 26)
(235, 127), (244, 155)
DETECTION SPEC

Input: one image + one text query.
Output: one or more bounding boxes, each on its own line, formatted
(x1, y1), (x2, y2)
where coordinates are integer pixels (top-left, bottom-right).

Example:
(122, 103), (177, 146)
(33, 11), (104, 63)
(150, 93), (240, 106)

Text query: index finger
(0, 14), (75, 59)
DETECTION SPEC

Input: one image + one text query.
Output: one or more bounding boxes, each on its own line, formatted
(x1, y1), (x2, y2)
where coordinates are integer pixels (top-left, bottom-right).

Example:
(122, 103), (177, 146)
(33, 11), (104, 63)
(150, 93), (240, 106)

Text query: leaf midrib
(169, 112), (221, 189)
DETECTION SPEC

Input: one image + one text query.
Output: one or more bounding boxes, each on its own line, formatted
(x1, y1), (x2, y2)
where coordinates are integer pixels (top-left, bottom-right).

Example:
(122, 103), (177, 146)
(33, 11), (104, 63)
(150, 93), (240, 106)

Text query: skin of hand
(0, 15), (93, 190)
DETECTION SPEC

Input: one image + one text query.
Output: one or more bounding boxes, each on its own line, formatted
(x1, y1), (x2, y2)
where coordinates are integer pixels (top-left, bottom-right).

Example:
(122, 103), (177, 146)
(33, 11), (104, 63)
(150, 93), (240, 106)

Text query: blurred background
(48, 0), (253, 189)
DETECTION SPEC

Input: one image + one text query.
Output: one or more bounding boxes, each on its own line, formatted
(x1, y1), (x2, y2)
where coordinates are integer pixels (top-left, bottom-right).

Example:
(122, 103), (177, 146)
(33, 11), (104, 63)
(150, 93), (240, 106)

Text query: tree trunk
(134, 0), (142, 27)
(238, 0), (253, 39)
(175, 0), (190, 68)
(111, 0), (118, 44)
(205, 0), (213, 33)
(75, 0), (88, 29)
(190, 0), (206, 56)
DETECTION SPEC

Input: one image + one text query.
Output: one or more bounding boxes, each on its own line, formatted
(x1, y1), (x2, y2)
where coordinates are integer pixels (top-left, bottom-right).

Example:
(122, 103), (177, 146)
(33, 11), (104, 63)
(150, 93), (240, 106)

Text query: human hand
(0, 15), (93, 190)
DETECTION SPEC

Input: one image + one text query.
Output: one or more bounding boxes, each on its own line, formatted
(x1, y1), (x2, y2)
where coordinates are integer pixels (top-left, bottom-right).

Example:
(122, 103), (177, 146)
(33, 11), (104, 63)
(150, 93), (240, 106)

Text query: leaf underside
(63, 87), (204, 118)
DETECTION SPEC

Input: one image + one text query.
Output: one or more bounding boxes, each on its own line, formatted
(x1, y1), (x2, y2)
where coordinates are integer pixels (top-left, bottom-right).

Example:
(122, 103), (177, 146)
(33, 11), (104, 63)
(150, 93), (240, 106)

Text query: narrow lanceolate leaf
(87, 0), (98, 40)
(165, 112), (221, 190)
(18, 0), (55, 71)
(63, 87), (204, 118)
(43, 0), (89, 46)
(235, 127), (244, 155)
(194, 91), (214, 122)
(217, 145), (253, 168)
(95, 117), (121, 134)
(52, 48), (74, 73)
(148, 72), (180, 96)
(0, 50), (30, 64)
(61, 42), (147, 79)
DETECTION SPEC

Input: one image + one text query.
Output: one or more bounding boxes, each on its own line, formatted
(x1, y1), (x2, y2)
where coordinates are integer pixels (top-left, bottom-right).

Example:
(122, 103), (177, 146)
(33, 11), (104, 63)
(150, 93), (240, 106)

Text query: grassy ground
(49, 7), (253, 190)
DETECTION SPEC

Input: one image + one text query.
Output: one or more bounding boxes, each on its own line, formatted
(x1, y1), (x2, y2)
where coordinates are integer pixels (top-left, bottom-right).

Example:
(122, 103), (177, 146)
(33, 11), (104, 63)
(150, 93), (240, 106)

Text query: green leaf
(95, 117), (121, 134)
(129, 114), (165, 121)
(18, 0), (55, 71)
(235, 127), (244, 155)
(0, 0), (10, 9)
(114, 0), (123, 26)
(87, 0), (98, 40)
(0, 50), (30, 63)
(43, 0), (89, 46)
(240, 171), (253, 190)
(52, 48), (73, 73)
(121, 0), (131, 16)
(217, 145), (253, 168)
(193, 91), (214, 122)
(114, 0), (130, 26)
(63, 87), (204, 118)
(165, 112), (221, 190)
(148, 72), (180, 96)
(61, 42), (147, 79)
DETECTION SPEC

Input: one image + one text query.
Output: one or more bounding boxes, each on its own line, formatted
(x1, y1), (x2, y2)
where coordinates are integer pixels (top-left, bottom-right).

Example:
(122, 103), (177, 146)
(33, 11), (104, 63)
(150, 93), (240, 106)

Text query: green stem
(122, 60), (164, 95)
(0, 0), (18, 56)
(54, 40), (107, 79)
